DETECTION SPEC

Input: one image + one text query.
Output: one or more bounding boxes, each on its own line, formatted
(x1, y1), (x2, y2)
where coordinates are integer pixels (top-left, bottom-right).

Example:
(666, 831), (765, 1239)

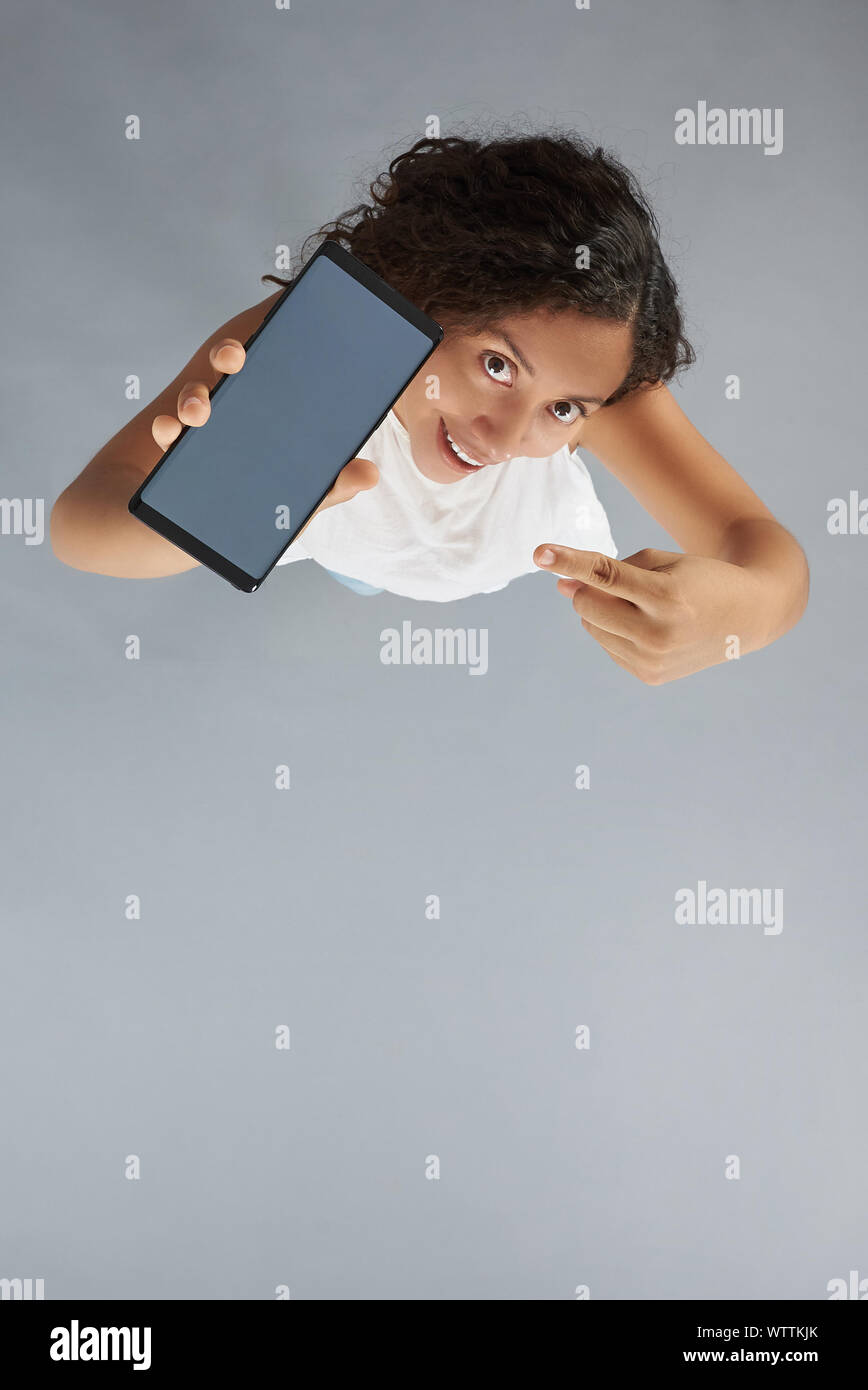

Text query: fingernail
(537, 548), (556, 566)
(182, 396), (202, 411)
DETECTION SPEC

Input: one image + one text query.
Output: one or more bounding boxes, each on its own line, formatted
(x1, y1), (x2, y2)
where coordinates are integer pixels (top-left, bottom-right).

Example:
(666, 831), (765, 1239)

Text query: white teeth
(444, 426), (485, 467)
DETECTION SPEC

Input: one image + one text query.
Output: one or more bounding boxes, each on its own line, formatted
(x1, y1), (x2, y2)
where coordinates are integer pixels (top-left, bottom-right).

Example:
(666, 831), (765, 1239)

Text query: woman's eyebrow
(493, 330), (606, 405)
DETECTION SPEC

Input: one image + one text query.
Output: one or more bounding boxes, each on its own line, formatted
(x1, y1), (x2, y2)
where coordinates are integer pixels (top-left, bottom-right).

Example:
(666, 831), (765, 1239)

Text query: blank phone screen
(137, 253), (436, 580)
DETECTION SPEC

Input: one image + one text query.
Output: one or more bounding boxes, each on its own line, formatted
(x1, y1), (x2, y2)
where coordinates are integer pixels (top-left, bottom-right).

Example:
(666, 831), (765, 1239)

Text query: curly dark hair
(262, 126), (695, 406)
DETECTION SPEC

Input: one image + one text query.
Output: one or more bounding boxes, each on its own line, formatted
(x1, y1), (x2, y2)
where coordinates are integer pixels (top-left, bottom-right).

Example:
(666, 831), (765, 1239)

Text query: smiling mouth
(437, 417), (503, 470)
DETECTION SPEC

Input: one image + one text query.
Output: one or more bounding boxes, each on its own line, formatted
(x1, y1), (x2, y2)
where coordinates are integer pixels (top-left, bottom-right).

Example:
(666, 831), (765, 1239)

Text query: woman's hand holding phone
(150, 334), (380, 539)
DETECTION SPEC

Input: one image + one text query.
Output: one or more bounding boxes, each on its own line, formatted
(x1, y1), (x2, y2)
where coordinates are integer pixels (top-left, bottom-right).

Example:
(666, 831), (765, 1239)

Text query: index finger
(534, 545), (665, 608)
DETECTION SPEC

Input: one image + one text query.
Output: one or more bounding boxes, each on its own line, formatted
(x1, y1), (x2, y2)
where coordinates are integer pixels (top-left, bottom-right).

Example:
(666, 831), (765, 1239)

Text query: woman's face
(392, 306), (635, 483)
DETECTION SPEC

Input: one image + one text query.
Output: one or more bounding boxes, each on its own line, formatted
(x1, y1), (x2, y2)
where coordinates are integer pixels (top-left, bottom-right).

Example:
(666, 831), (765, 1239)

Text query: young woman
(51, 130), (808, 684)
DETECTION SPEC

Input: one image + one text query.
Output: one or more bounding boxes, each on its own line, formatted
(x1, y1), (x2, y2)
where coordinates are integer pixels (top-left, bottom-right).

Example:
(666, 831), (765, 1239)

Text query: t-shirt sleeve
(275, 532), (311, 567)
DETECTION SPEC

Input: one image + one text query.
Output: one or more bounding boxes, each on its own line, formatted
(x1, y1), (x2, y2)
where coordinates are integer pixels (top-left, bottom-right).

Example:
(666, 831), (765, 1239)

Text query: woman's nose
(474, 419), (525, 463)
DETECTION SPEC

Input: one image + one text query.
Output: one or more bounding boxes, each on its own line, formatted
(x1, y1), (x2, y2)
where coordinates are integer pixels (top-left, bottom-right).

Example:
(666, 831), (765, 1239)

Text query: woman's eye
(482, 351), (513, 384)
(549, 399), (587, 425)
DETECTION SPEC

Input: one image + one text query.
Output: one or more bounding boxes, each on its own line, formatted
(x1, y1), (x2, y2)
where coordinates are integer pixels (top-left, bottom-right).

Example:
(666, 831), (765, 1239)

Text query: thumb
(621, 546), (682, 573)
(322, 455), (379, 507)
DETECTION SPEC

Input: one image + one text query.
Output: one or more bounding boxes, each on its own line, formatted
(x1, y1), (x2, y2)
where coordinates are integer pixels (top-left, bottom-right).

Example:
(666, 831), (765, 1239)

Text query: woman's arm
(50, 291), (283, 578)
(531, 381), (810, 683)
(51, 288), (380, 581)
(573, 381), (809, 647)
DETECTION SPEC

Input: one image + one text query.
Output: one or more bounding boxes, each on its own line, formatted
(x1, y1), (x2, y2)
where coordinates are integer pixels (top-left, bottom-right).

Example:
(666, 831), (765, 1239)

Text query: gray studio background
(2, 0), (866, 1300)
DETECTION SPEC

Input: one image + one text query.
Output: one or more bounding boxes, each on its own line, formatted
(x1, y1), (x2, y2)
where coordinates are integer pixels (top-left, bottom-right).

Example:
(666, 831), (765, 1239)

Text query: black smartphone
(128, 242), (443, 592)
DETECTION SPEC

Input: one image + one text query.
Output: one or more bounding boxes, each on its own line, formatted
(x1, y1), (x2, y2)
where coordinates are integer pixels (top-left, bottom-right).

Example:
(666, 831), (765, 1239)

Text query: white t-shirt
(275, 407), (617, 602)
